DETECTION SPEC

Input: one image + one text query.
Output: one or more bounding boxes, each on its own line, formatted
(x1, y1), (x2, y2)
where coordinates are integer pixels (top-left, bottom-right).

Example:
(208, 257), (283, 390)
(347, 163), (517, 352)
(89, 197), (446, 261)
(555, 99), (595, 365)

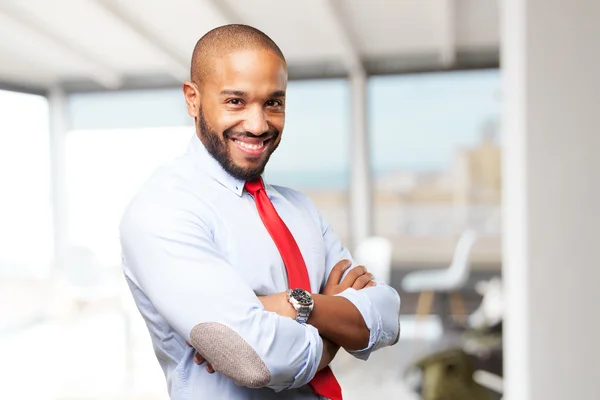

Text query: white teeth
(236, 140), (264, 150)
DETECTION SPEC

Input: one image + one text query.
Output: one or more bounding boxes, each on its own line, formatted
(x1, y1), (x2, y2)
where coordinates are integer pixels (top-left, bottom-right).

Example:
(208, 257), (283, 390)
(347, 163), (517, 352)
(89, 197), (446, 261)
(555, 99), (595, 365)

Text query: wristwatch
(287, 288), (314, 324)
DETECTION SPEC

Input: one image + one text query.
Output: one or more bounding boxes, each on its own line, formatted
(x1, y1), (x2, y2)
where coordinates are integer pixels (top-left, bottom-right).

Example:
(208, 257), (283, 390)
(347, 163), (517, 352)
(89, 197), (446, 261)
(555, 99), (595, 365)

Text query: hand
(322, 259), (376, 296)
(186, 341), (215, 373)
(318, 336), (341, 371)
(258, 292), (296, 319)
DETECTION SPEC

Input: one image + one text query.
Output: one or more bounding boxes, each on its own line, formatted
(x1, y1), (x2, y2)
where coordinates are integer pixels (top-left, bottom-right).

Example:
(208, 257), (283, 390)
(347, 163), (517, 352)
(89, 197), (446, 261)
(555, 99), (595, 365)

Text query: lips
(231, 138), (272, 157)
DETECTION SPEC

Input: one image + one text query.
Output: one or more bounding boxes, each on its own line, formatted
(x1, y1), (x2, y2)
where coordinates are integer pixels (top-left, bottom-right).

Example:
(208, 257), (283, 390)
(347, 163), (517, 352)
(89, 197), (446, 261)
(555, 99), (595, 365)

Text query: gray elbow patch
(189, 322), (271, 388)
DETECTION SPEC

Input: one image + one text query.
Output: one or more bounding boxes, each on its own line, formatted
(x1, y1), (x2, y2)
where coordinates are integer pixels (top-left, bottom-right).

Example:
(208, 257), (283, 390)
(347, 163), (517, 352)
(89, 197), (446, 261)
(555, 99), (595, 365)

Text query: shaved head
(190, 24), (286, 85)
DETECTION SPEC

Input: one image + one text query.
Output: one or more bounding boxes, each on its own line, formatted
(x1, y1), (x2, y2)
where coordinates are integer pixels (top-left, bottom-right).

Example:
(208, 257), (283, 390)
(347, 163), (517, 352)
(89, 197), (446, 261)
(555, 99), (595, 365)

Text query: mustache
(223, 127), (280, 141)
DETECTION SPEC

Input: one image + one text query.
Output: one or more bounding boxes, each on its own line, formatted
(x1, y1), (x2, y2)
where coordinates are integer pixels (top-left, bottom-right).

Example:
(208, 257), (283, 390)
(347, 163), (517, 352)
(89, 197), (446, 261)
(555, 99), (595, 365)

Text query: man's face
(184, 49), (287, 181)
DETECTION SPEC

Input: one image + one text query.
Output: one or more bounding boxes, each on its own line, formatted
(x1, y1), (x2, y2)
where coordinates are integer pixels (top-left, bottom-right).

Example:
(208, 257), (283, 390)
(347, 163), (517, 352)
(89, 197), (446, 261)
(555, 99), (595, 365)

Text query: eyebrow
(220, 90), (246, 97)
(220, 89), (286, 98)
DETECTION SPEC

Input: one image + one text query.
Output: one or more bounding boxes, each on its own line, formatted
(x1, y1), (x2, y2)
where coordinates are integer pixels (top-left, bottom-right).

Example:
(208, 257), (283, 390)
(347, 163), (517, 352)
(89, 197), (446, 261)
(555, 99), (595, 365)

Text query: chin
(232, 153), (266, 169)
(240, 164), (266, 178)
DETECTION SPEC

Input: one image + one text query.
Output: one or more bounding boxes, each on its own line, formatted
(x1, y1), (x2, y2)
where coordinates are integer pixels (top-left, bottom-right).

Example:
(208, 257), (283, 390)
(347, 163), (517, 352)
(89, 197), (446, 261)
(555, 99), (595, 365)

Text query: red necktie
(245, 178), (343, 400)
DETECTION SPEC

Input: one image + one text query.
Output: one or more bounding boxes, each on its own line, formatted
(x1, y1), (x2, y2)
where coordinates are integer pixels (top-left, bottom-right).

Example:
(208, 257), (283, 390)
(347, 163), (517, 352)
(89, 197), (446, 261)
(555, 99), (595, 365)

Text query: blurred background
(1, 1), (598, 399)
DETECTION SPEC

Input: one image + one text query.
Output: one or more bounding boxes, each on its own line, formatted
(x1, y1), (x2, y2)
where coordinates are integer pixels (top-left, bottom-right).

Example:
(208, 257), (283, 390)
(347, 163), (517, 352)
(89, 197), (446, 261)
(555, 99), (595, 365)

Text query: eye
(266, 99), (283, 107)
(227, 98), (243, 106)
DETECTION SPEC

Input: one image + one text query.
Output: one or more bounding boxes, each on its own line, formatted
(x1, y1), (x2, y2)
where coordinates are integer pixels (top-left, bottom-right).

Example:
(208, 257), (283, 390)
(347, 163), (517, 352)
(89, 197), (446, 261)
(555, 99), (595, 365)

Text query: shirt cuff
(335, 287), (382, 360)
(285, 323), (323, 390)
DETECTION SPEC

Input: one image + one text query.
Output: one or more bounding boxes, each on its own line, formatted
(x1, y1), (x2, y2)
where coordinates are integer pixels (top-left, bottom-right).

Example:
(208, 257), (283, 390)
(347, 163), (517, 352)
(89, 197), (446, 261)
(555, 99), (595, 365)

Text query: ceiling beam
(60, 50), (500, 93)
(322, 0), (363, 74)
(93, 0), (190, 82)
(0, 80), (47, 96)
(440, 0), (457, 67)
(0, 1), (122, 89)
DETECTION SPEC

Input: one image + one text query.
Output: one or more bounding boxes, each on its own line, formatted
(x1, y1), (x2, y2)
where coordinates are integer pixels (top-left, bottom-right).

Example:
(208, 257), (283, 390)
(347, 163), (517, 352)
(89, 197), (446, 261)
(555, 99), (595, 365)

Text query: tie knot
(244, 178), (265, 195)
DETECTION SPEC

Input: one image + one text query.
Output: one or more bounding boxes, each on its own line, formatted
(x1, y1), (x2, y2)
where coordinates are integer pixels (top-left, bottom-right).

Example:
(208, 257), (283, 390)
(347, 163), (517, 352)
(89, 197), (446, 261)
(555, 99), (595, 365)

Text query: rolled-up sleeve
(119, 196), (322, 391)
(319, 214), (401, 360)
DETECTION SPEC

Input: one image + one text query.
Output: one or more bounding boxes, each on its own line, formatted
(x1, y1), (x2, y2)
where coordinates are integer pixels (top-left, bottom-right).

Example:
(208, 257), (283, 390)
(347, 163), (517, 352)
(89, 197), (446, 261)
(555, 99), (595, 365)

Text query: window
(368, 70), (501, 267)
(0, 90), (52, 278)
(65, 127), (192, 266)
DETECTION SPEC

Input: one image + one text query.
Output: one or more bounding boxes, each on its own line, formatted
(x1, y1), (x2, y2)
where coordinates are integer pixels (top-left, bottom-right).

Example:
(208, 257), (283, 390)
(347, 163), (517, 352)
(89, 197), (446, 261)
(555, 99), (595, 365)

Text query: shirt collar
(189, 134), (276, 198)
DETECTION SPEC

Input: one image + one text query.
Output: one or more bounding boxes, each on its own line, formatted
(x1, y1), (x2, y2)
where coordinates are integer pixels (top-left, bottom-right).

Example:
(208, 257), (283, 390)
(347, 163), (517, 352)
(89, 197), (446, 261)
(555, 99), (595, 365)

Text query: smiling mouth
(231, 138), (272, 157)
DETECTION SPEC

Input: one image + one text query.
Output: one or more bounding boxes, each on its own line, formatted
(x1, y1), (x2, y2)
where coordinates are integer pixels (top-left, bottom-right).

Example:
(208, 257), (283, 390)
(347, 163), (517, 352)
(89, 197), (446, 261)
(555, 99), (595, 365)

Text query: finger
(325, 259), (352, 289)
(195, 353), (206, 365)
(206, 363), (215, 373)
(340, 265), (367, 289)
(366, 280), (377, 287)
(352, 273), (374, 290)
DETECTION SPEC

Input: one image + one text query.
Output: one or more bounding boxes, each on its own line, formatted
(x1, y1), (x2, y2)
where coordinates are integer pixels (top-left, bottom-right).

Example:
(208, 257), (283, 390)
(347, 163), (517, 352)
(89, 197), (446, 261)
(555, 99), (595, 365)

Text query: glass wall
(64, 127), (192, 267)
(0, 90), (52, 279)
(0, 90), (55, 398)
(368, 69), (501, 268)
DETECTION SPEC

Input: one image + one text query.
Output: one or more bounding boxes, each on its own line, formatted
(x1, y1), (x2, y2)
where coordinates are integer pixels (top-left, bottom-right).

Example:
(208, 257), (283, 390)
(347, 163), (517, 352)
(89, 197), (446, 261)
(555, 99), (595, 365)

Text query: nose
(242, 105), (269, 136)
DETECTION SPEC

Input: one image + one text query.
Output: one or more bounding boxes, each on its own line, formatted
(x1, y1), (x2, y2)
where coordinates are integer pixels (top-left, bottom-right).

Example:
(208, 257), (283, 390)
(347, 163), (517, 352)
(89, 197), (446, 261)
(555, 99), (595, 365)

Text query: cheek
(271, 114), (285, 133)
(220, 117), (245, 135)
(203, 104), (237, 132)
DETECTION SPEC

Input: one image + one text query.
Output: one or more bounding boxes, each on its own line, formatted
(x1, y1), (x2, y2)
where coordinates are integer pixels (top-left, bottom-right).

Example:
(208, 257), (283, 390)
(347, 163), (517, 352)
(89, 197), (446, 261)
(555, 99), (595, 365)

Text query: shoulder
(268, 184), (325, 226)
(119, 158), (212, 237)
(270, 184), (317, 211)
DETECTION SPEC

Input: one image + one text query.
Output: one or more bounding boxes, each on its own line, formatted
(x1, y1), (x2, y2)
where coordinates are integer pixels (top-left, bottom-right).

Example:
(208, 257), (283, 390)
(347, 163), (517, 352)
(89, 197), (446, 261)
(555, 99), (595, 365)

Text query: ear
(182, 81), (201, 118)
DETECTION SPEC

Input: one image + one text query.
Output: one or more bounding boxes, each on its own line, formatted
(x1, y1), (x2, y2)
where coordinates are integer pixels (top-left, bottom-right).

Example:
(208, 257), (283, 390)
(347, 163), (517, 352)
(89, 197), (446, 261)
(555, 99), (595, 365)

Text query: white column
(48, 87), (69, 277)
(502, 1), (600, 399)
(349, 68), (372, 249)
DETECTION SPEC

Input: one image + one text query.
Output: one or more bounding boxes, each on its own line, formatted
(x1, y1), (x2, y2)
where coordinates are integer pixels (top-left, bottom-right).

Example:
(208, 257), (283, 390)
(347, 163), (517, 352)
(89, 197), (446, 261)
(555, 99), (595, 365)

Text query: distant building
(452, 119), (502, 206)
(372, 120), (502, 237)
(307, 121), (503, 267)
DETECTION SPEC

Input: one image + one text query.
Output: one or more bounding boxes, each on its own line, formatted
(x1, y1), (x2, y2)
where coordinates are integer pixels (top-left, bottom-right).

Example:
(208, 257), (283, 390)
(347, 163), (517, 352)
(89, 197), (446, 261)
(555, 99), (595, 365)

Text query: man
(120, 24), (400, 400)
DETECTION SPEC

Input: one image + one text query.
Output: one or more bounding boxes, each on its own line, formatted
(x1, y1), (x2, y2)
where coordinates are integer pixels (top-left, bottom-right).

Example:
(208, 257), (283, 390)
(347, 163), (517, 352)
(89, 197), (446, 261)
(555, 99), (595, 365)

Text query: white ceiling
(0, 0), (499, 93)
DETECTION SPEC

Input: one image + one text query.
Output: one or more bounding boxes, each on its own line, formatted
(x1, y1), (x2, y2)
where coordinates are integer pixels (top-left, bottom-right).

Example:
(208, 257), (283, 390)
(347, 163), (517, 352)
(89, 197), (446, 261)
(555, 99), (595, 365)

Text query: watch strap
(296, 304), (311, 324)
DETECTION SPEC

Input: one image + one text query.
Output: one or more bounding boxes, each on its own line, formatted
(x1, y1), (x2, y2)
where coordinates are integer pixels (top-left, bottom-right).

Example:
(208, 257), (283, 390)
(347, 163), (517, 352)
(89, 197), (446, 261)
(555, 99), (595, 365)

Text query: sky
(267, 69), (500, 176)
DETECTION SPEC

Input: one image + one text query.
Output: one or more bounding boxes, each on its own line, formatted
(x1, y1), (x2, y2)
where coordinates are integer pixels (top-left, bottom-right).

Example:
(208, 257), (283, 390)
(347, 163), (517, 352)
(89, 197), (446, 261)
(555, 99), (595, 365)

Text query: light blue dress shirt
(119, 135), (401, 399)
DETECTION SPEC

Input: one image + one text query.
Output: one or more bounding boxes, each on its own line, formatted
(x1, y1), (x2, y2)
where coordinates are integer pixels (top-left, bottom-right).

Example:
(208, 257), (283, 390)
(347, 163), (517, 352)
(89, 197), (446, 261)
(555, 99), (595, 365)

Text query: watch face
(291, 289), (312, 305)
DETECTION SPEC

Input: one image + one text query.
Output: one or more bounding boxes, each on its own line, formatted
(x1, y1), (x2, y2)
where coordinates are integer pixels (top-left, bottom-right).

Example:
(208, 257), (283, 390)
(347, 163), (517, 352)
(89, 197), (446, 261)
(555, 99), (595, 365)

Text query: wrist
(280, 292), (297, 319)
(258, 293), (296, 319)
(287, 288), (314, 324)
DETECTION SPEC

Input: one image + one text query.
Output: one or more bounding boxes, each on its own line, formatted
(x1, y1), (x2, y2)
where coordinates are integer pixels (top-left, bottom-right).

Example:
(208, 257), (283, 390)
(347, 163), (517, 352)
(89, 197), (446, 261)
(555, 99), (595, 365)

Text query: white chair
(468, 277), (503, 330)
(354, 236), (393, 285)
(401, 229), (478, 321)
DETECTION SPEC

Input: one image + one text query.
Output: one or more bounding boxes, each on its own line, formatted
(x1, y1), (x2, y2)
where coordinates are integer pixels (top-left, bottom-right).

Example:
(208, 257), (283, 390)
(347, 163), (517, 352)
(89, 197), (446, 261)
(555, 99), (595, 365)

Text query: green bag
(406, 348), (494, 400)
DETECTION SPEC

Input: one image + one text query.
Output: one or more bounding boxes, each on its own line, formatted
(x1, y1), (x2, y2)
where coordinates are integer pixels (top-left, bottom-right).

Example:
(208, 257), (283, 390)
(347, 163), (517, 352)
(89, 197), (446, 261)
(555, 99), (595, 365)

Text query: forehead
(204, 49), (287, 94)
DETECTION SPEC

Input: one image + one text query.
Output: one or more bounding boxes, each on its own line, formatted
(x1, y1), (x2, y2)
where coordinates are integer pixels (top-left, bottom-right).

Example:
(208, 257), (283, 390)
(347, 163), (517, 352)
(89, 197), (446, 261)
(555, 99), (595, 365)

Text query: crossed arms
(120, 203), (401, 391)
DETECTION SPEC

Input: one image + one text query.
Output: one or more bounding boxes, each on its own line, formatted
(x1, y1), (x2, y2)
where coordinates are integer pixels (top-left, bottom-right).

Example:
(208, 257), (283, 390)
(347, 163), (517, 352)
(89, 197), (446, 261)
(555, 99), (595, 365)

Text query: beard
(196, 107), (280, 181)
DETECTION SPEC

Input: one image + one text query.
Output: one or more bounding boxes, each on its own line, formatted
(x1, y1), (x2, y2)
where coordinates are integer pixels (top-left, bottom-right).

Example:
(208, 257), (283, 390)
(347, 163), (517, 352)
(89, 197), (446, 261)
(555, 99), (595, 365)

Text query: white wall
(502, 1), (600, 399)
